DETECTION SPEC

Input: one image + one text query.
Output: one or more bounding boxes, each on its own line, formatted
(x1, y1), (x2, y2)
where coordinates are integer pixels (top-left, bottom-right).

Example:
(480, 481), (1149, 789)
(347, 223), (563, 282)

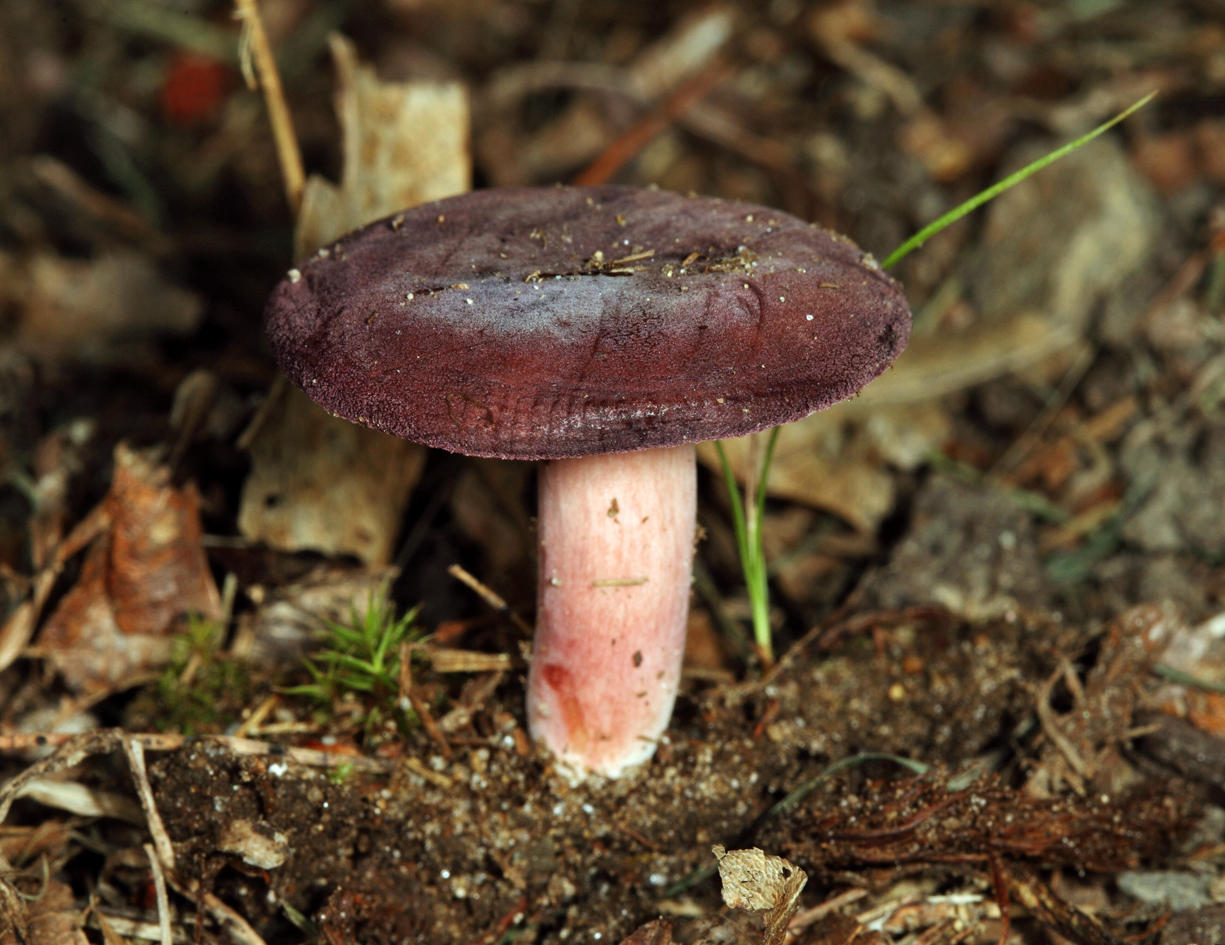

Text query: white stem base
(527, 444), (697, 779)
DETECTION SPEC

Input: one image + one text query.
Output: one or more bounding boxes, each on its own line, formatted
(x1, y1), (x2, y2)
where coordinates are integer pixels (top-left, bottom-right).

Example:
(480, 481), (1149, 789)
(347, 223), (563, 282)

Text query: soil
(2, 2), (1224, 944)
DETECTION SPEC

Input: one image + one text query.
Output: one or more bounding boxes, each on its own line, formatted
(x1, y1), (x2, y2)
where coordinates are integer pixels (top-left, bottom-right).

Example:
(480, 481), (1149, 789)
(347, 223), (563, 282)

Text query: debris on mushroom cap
(264, 186), (911, 460)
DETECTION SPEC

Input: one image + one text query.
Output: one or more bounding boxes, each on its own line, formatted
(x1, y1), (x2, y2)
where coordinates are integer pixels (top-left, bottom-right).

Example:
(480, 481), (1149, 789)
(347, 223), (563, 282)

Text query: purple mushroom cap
(264, 185), (911, 460)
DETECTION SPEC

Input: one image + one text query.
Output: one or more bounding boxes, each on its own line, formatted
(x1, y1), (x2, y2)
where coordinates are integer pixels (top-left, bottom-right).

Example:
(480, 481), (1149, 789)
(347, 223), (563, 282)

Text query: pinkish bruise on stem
(528, 444), (696, 780)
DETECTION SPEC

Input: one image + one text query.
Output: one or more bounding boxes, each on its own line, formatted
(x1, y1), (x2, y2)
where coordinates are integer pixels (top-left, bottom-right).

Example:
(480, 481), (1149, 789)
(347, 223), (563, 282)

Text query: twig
(1034, 667), (1090, 793)
(788, 886), (869, 930)
(572, 59), (729, 187)
(144, 843), (173, 945)
(989, 855), (1011, 945)
(172, 879), (270, 945)
(399, 644), (452, 760)
(0, 730), (395, 780)
(122, 737), (176, 872)
(232, 693), (279, 739)
(447, 563), (534, 637)
(233, 0), (304, 214)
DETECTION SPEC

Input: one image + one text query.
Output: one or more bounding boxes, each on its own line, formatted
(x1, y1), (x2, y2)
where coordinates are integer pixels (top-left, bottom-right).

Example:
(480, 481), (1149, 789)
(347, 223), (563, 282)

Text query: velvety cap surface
(265, 186), (911, 459)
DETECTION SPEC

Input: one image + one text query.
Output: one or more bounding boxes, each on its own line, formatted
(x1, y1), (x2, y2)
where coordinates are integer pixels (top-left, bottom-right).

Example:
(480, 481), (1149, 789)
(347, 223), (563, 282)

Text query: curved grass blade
(881, 91), (1156, 270)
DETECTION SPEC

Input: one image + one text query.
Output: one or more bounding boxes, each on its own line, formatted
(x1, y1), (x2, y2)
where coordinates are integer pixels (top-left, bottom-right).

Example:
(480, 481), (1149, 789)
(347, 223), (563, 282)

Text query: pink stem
(528, 444), (697, 779)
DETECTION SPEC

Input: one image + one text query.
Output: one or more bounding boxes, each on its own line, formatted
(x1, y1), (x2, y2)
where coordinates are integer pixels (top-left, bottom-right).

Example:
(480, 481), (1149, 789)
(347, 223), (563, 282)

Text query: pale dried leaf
(295, 32), (470, 255)
(628, 6), (734, 96)
(713, 843), (807, 912)
(11, 779), (142, 823)
(0, 598), (40, 676)
(7, 250), (202, 364)
(241, 34), (469, 564)
(699, 316), (1069, 531)
(218, 820), (288, 870)
(713, 844), (808, 945)
(238, 384), (424, 565)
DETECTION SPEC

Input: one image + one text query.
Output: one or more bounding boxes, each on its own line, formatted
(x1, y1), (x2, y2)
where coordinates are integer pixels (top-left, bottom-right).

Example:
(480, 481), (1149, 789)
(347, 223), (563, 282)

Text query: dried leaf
(0, 877), (89, 945)
(38, 444), (221, 691)
(239, 33), (470, 564)
(295, 32), (470, 254)
(218, 819), (288, 870)
(238, 382), (425, 566)
(699, 401), (948, 533)
(6, 249), (203, 364)
(713, 844), (807, 945)
(617, 918), (672, 945)
(105, 447), (219, 635)
(239, 562), (396, 667)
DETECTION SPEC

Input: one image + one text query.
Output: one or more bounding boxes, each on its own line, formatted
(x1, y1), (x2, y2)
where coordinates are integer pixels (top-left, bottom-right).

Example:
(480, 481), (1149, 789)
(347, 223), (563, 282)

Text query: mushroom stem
(529, 444), (696, 779)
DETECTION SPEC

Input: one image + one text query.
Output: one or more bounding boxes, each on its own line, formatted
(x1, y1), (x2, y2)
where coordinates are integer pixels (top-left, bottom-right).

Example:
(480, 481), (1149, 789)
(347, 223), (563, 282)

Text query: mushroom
(264, 185), (911, 779)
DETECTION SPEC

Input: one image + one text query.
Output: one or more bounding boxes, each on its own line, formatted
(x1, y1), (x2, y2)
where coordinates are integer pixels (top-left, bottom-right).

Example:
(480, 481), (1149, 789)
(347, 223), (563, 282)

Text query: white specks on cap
(287, 268), (301, 283)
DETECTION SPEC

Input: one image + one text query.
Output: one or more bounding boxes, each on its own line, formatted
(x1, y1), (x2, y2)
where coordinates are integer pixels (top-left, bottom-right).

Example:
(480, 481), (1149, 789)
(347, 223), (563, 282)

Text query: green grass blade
(746, 427), (780, 661)
(880, 91), (1156, 270)
(715, 440), (751, 563)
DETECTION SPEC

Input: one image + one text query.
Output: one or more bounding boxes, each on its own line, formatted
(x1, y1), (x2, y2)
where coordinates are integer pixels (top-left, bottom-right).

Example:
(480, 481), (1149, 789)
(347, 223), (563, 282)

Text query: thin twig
(788, 886), (869, 930)
(144, 843), (173, 945)
(572, 59), (729, 187)
(122, 737), (176, 872)
(233, 0), (304, 214)
(447, 563), (534, 637)
(0, 730), (395, 780)
(170, 878), (270, 945)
